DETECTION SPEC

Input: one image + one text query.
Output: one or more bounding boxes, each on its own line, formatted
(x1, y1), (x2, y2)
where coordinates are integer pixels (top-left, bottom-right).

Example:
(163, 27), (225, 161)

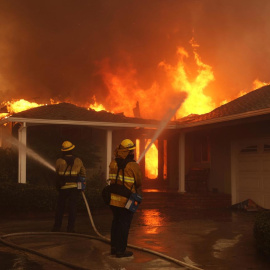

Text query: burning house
(1, 0), (270, 210)
(2, 85), (270, 209)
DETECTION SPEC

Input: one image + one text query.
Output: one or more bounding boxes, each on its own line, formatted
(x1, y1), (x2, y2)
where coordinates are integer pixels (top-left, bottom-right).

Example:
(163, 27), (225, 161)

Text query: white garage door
(236, 139), (270, 209)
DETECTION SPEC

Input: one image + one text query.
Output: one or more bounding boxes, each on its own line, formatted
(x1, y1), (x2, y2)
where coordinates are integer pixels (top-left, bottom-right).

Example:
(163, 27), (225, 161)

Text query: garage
(234, 139), (270, 209)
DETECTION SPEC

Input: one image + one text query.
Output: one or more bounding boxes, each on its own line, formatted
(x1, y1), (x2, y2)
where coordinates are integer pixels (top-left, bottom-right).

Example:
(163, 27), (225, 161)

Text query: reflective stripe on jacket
(56, 155), (86, 189)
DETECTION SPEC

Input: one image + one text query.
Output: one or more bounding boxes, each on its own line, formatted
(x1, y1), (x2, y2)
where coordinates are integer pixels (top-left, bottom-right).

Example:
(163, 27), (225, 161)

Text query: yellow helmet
(120, 139), (136, 150)
(61, 141), (75, 151)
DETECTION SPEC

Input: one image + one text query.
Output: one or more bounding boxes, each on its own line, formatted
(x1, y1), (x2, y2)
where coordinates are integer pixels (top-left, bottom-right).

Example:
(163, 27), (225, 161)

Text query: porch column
(178, 132), (185, 193)
(18, 122), (27, 184)
(158, 139), (164, 181)
(106, 129), (112, 179)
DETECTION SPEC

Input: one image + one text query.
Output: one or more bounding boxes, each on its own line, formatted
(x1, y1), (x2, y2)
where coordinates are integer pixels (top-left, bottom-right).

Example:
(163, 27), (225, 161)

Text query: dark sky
(0, 0), (270, 115)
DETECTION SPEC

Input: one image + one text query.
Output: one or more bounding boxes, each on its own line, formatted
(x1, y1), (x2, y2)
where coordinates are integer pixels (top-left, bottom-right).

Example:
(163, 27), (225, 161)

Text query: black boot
(116, 250), (133, 258)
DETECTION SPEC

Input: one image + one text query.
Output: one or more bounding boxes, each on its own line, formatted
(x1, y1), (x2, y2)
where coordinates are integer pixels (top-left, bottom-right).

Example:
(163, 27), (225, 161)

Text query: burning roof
(178, 85), (270, 126)
(0, 102), (162, 128)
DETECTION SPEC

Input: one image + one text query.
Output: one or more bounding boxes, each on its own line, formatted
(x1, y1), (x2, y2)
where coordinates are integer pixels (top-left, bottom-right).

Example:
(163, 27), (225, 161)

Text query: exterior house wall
(209, 133), (231, 194)
(184, 118), (270, 195)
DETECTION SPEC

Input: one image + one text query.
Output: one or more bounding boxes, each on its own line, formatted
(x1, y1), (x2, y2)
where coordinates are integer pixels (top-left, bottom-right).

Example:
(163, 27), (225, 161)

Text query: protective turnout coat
(109, 147), (142, 208)
(56, 155), (86, 189)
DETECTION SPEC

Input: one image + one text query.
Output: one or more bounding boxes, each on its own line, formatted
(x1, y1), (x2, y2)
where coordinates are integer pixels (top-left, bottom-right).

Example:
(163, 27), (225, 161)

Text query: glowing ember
(145, 139), (158, 179)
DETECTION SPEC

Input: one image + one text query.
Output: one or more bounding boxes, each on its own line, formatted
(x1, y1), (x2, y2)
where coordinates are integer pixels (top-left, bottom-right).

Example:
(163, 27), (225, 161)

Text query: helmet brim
(61, 144), (75, 151)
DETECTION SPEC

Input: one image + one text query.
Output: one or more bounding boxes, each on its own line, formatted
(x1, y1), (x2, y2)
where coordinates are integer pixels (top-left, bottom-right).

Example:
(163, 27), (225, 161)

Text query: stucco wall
(210, 133), (231, 194)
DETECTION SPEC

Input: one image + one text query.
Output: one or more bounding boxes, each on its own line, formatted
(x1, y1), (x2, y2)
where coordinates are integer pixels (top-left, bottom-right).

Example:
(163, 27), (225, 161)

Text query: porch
(141, 189), (232, 210)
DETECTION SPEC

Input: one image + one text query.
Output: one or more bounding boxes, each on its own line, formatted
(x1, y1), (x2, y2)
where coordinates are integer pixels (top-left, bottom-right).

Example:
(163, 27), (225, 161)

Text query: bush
(0, 182), (58, 214)
(254, 210), (270, 256)
(78, 169), (107, 210)
(0, 148), (18, 182)
(0, 182), (106, 215)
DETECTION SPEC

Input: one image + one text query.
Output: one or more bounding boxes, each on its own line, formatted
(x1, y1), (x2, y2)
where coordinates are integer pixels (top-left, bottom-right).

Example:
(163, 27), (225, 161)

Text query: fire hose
(0, 191), (204, 270)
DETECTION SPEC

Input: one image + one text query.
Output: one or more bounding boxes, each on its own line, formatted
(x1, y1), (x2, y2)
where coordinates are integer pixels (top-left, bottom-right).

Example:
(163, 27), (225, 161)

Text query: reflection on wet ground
(140, 209), (164, 234)
(1, 199), (270, 269)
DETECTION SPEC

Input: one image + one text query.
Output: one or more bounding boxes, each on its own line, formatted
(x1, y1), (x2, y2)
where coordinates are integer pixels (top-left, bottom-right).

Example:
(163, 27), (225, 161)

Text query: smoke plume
(0, 0), (270, 118)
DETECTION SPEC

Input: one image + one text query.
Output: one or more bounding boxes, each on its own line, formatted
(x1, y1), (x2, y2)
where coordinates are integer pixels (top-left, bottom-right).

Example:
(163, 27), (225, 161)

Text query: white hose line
(81, 192), (204, 270)
(0, 232), (96, 270)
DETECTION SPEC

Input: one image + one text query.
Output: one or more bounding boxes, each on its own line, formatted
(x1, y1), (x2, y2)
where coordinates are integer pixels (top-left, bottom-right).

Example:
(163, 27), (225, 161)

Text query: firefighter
(109, 139), (142, 258)
(52, 141), (86, 233)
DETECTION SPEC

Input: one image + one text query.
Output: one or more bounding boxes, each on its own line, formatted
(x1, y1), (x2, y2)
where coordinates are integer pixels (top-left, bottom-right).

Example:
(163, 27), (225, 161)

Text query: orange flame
(88, 95), (107, 112)
(145, 139), (158, 179)
(160, 38), (215, 118)
(0, 97), (108, 120)
(0, 99), (45, 119)
(253, 79), (270, 89)
(220, 79), (270, 106)
(98, 39), (216, 120)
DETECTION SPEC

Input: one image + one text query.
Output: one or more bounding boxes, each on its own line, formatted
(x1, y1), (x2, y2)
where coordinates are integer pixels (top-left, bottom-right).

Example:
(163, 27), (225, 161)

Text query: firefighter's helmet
(120, 139), (136, 150)
(61, 141), (75, 151)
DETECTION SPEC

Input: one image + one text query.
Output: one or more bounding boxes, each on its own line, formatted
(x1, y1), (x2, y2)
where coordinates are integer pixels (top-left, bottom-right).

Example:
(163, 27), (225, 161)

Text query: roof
(2, 86), (270, 130)
(0, 102), (165, 129)
(177, 85), (270, 128)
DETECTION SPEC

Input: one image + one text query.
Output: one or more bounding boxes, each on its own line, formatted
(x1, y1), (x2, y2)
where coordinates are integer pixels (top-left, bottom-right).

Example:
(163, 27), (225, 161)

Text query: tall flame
(160, 38), (215, 118)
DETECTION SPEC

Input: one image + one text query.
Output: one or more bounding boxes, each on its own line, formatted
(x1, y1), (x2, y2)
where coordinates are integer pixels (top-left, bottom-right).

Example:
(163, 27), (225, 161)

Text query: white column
(106, 129), (112, 179)
(178, 132), (186, 193)
(18, 122), (27, 184)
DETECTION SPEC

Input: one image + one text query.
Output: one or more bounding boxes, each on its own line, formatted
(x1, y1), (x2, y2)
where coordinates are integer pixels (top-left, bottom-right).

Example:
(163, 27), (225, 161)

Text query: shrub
(0, 181), (105, 215)
(254, 210), (270, 256)
(0, 148), (18, 183)
(78, 169), (107, 210)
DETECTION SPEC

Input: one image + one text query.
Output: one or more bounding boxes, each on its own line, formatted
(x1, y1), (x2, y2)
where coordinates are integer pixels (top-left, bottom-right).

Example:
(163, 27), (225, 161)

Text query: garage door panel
(262, 158), (270, 171)
(238, 158), (260, 172)
(262, 176), (270, 189)
(236, 141), (270, 209)
(238, 173), (261, 190)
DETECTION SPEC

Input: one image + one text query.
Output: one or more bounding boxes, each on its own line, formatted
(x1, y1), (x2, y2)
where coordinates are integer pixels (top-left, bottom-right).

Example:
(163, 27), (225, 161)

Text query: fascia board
(2, 117), (177, 129)
(177, 107), (270, 129)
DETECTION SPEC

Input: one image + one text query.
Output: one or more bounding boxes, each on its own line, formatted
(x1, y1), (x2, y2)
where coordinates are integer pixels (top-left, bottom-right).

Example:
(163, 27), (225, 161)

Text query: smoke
(0, 0), (270, 112)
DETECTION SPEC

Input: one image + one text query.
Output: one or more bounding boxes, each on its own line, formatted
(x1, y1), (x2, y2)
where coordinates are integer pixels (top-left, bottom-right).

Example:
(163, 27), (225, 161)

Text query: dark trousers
(110, 206), (134, 253)
(53, 188), (80, 232)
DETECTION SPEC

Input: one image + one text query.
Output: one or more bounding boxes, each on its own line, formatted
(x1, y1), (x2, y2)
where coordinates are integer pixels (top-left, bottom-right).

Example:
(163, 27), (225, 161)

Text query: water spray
(137, 94), (186, 163)
(1, 129), (55, 172)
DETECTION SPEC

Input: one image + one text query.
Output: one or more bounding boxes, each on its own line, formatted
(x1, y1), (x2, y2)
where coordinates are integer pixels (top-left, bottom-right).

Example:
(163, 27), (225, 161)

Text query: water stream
(137, 96), (185, 163)
(2, 130), (55, 172)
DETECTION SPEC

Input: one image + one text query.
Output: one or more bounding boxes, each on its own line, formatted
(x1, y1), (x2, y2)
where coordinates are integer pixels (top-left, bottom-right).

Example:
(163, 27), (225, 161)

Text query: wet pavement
(0, 196), (270, 270)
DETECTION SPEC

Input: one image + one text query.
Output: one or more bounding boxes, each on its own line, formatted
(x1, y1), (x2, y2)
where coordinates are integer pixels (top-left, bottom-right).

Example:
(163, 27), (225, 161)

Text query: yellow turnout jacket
(109, 147), (142, 208)
(56, 155), (86, 189)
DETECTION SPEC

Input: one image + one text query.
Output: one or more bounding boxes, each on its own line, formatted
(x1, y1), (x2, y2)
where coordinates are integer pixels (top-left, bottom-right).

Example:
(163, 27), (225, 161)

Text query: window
(194, 135), (210, 163)
(264, 144), (270, 152)
(240, 145), (257, 153)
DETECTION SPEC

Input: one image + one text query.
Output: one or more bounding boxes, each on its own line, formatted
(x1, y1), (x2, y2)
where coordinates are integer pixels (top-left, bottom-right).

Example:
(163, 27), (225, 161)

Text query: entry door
(236, 139), (270, 209)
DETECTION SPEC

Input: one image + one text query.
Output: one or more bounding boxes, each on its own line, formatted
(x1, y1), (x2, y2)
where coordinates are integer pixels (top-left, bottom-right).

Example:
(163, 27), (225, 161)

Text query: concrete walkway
(0, 200), (270, 269)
